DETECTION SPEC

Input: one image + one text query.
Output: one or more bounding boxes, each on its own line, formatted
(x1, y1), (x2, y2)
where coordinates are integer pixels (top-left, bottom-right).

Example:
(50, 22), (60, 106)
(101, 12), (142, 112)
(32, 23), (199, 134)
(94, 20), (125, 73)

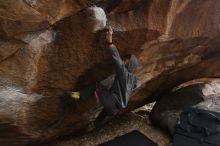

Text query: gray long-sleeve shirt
(108, 44), (138, 108)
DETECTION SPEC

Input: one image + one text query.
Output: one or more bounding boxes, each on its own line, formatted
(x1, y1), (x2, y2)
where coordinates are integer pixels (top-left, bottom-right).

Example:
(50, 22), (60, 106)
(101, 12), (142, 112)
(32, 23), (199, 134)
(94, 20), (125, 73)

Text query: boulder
(49, 113), (170, 146)
(0, 0), (220, 145)
(150, 79), (220, 135)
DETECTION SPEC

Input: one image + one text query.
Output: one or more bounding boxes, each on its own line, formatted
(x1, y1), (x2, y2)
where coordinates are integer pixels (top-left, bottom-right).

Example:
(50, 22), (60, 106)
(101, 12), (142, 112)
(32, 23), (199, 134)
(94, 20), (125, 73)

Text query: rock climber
(67, 26), (139, 127)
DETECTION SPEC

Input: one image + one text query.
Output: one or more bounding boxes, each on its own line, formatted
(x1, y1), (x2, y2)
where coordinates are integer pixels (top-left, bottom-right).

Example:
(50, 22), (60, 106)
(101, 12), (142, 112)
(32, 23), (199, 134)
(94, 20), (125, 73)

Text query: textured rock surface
(150, 79), (220, 135)
(0, 0), (220, 145)
(45, 113), (170, 146)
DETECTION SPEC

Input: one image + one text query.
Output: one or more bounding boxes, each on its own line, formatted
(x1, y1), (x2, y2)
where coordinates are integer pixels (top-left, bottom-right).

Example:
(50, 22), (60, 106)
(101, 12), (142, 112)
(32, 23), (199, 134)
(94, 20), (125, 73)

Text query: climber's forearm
(105, 26), (124, 75)
(108, 44), (123, 71)
(106, 25), (113, 44)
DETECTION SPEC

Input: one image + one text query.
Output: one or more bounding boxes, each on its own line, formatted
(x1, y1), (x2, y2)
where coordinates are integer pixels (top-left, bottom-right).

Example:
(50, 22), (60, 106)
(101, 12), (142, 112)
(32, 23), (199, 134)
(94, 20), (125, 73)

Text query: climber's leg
(99, 89), (120, 115)
(79, 84), (96, 100)
(94, 109), (108, 128)
(67, 74), (115, 101)
(94, 89), (120, 128)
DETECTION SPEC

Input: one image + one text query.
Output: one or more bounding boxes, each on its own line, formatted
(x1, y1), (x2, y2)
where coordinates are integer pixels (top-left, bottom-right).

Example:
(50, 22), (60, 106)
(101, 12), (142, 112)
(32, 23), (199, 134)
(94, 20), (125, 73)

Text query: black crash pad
(97, 130), (158, 146)
(172, 108), (220, 146)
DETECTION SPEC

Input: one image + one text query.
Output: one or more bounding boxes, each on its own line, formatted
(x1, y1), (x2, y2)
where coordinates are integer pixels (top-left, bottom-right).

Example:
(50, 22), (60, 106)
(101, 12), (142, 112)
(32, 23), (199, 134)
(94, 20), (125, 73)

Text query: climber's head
(123, 54), (139, 73)
(122, 54), (131, 65)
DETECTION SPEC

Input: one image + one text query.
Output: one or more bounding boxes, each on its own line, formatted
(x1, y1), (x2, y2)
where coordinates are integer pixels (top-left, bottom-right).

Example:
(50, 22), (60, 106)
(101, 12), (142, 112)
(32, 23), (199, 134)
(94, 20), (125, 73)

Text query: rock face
(0, 0), (220, 145)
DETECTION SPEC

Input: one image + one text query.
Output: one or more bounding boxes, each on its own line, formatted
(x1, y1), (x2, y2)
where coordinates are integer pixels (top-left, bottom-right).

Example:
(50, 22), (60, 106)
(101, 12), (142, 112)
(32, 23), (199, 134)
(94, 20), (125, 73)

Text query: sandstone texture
(0, 0), (220, 145)
(46, 113), (170, 146)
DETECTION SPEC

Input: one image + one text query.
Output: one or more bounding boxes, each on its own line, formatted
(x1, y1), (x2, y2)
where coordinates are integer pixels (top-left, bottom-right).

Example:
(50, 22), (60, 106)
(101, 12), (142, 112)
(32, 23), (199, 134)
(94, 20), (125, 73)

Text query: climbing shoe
(66, 91), (80, 100)
(94, 110), (108, 129)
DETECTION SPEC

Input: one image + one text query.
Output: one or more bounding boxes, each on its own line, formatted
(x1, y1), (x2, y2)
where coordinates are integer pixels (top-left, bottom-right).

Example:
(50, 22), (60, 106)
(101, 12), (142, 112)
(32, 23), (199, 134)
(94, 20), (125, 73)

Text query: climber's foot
(66, 91), (80, 100)
(94, 110), (108, 129)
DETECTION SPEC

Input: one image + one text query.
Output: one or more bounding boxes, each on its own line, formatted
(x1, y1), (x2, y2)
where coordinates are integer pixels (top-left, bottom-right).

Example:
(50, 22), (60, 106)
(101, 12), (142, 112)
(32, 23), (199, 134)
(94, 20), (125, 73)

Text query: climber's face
(123, 58), (129, 65)
(122, 54), (131, 65)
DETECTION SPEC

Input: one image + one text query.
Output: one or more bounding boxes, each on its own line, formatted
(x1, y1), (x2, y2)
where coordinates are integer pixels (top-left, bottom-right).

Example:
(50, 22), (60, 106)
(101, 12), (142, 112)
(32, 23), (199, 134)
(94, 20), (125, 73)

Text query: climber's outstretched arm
(106, 26), (125, 75)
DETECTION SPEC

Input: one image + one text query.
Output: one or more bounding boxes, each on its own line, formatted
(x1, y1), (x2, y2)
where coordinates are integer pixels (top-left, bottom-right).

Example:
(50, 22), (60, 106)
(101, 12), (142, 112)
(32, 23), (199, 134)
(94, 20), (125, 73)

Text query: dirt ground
(46, 108), (171, 146)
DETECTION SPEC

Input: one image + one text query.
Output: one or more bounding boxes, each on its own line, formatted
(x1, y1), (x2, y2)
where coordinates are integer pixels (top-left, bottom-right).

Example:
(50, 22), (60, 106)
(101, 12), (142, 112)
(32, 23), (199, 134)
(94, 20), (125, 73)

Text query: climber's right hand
(106, 25), (113, 44)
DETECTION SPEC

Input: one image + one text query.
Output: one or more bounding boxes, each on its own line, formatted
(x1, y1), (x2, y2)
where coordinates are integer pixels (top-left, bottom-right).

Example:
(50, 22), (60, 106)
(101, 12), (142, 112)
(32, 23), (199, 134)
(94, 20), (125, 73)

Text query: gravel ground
(46, 111), (171, 146)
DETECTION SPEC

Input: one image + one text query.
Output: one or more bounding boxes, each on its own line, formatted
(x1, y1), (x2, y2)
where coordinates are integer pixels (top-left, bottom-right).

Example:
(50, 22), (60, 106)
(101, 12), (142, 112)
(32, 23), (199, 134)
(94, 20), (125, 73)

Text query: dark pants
(79, 84), (96, 100)
(94, 88), (120, 128)
(98, 89), (120, 115)
(79, 84), (120, 127)
(80, 84), (119, 114)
